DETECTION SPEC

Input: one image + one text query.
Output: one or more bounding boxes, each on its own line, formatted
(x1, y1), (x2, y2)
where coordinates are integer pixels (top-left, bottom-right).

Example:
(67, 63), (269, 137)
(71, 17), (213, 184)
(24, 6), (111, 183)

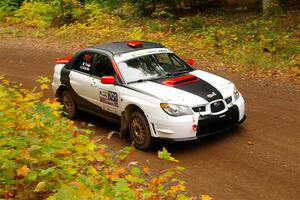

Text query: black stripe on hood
(151, 75), (223, 102)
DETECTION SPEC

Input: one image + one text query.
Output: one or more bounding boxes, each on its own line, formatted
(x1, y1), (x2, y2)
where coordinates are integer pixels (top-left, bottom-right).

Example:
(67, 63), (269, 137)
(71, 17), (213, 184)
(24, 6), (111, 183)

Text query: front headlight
(160, 103), (193, 117)
(233, 87), (240, 101)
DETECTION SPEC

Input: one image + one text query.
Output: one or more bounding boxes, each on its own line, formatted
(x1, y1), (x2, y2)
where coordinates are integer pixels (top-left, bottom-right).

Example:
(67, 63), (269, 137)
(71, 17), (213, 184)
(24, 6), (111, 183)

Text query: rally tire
(129, 111), (152, 150)
(61, 90), (77, 119)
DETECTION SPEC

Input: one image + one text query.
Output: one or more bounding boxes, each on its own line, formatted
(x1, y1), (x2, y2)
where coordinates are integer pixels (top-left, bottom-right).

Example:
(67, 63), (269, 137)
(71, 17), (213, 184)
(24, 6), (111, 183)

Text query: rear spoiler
(55, 55), (73, 64)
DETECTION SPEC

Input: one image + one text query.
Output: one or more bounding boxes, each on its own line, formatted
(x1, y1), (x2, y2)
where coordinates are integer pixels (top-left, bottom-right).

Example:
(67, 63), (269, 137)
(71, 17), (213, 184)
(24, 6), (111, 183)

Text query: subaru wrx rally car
(52, 41), (246, 149)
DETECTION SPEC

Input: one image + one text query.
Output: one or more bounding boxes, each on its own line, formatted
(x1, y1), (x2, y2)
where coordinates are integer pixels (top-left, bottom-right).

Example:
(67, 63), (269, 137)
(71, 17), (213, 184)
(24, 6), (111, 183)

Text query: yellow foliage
(9, 1), (60, 28)
(0, 77), (194, 199)
(55, 3), (123, 42)
(34, 181), (46, 192)
(16, 165), (30, 177)
(142, 165), (150, 174)
(2, 79), (10, 85)
(149, 176), (167, 189)
(49, 100), (62, 111)
(40, 84), (49, 90)
(69, 181), (82, 188)
(56, 149), (72, 156)
(167, 184), (186, 196)
(202, 194), (213, 200)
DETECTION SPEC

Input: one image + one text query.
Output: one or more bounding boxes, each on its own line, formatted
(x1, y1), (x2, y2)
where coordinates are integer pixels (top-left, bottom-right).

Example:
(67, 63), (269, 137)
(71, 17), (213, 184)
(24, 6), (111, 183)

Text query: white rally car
(52, 41), (246, 149)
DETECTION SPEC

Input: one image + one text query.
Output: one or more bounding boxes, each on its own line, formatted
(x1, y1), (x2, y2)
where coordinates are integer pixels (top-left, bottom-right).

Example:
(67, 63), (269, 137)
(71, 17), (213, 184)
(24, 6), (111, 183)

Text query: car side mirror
(187, 58), (195, 66)
(101, 76), (115, 84)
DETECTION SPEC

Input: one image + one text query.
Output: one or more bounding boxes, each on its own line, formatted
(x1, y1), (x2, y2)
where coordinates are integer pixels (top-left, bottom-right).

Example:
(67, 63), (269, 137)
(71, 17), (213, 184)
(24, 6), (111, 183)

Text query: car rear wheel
(129, 111), (152, 150)
(61, 90), (77, 119)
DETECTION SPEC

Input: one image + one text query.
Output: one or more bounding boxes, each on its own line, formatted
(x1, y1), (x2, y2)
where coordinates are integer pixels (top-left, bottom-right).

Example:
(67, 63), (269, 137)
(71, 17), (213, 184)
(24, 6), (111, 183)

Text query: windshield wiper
(127, 76), (166, 84)
(164, 70), (190, 76)
(127, 79), (150, 84)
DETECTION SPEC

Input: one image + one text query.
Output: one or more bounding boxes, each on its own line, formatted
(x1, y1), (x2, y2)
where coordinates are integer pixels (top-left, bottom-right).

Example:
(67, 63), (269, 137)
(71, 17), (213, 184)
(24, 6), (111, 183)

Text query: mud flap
(120, 111), (128, 137)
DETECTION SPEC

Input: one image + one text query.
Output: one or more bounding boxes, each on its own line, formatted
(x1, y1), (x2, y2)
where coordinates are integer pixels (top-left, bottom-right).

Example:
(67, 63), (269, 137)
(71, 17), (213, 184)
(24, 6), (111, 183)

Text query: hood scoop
(162, 74), (199, 87)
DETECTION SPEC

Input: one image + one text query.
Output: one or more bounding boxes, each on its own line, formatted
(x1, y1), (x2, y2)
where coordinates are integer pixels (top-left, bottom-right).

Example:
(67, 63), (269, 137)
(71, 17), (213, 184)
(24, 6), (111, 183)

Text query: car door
(89, 53), (121, 115)
(69, 52), (95, 104)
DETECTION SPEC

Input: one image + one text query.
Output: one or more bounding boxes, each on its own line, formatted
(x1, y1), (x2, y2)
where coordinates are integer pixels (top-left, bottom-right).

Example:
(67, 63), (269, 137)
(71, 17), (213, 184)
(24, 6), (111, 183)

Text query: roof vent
(127, 41), (144, 48)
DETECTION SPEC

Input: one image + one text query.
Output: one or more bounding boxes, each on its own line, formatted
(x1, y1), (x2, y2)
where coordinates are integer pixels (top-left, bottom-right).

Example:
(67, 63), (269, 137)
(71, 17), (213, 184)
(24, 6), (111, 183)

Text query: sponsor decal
(83, 53), (92, 61)
(207, 92), (217, 98)
(99, 89), (118, 107)
(79, 62), (91, 71)
(114, 48), (172, 63)
(79, 53), (93, 71)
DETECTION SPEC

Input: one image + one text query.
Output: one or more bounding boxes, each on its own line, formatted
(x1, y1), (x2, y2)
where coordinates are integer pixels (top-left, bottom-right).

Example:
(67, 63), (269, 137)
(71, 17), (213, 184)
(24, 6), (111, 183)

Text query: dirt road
(0, 39), (299, 200)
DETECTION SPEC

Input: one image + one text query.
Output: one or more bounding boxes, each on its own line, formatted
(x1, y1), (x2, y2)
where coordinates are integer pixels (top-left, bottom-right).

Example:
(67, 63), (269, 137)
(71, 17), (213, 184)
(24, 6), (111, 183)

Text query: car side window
(72, 52), (94, 74)
(92, 54), (115, 77)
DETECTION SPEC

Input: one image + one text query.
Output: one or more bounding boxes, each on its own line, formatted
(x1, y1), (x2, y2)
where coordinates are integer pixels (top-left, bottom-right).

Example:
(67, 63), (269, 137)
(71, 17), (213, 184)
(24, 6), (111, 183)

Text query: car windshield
(117, 53), (194, 83)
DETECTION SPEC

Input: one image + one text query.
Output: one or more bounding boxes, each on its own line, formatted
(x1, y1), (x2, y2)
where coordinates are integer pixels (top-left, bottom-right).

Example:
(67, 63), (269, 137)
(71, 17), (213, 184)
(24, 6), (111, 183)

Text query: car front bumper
(150, 95), (246, 141)
(158, 113), (246, 142)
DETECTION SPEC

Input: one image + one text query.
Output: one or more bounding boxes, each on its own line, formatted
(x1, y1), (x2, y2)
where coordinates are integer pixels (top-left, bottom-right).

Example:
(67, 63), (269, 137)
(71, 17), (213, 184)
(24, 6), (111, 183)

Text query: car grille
(210, 100), (225, 113)
(192, 98), (231, 113)
(197, 105), (239, 135)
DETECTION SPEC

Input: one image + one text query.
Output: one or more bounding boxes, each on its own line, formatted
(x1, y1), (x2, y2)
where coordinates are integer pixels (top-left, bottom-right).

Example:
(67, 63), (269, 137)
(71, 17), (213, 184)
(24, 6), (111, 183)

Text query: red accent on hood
(127, 41), (144, 48)
(162, 74), (199, 87)
(55, 55), (73, 64)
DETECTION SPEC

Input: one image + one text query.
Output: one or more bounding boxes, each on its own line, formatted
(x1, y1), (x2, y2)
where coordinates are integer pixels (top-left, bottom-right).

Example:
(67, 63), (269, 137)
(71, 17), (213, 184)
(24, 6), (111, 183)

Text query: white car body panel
(51, 64), (64, 94)
(129, 81), (208, 106)
(52, 44), (246, 142)
(70, 71), (95, 104)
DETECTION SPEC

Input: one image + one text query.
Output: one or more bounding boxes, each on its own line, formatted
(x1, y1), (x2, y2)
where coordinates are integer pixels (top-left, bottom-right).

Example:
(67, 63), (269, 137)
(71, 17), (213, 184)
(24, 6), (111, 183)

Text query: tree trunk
(263, 0), (282, 16)
(152, 0), (156, 11)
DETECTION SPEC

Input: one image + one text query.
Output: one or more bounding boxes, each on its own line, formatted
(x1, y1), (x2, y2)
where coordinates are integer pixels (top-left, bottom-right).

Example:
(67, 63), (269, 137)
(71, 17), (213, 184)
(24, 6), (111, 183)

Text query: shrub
(55, 3), (124, 42)
(112, 3), (140, 19)
(0, 0), (20, 20)
(177, 16), (204, 32)
(0, 76), (190, 199)
(52, 0), (82, 25)
(0, 0), (20, 12)
(8, 1), (60, 27)
(151, 7), (174, 19)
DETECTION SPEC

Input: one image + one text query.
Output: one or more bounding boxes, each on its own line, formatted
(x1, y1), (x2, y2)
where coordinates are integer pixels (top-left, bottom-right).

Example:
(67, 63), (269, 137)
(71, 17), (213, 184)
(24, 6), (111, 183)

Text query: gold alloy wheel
(130, 116), (146, 145)
(62, 93), (73, 114)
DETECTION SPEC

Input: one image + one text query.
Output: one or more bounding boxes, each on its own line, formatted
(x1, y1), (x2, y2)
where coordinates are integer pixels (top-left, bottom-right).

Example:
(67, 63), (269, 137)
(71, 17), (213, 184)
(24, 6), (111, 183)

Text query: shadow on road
(151, 126), (245, 153)
(72, 110), (245, 154)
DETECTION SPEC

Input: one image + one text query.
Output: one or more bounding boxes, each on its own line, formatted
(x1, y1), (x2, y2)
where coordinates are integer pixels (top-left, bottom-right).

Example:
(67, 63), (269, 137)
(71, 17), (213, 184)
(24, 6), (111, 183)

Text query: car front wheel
(129, 111), (152, 150)
(61, 90), (77, 119)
